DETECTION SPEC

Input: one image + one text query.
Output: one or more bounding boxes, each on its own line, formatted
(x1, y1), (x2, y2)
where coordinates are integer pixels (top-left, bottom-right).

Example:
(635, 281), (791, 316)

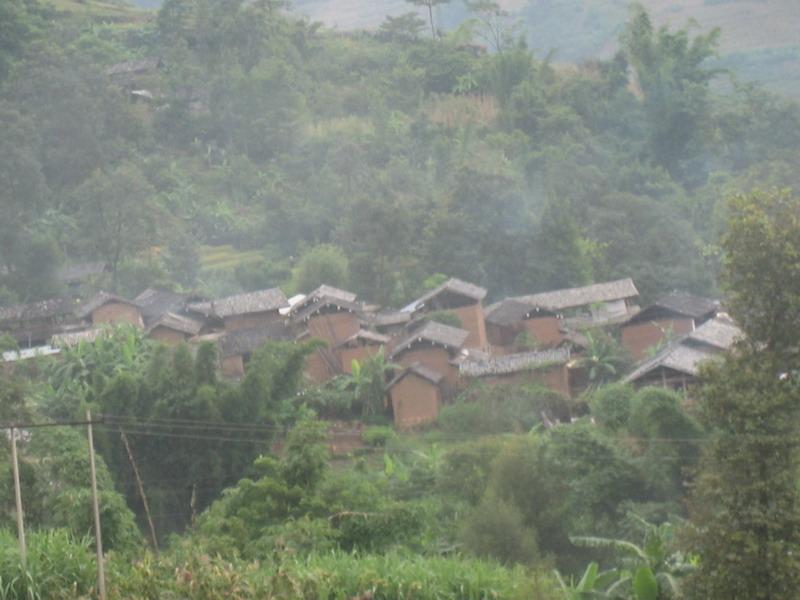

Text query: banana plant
(555, 562), (619, 599)
(570, 517), (694, 599)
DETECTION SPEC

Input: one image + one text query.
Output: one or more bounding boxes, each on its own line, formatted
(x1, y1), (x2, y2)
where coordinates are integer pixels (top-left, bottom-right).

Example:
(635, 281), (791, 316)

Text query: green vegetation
(2, 0), (799, 305)
(0, 0), (799, 596)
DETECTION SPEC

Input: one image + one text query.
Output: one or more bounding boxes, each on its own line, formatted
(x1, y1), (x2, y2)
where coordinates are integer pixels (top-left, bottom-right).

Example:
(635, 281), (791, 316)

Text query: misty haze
(1, 0), (799, 597)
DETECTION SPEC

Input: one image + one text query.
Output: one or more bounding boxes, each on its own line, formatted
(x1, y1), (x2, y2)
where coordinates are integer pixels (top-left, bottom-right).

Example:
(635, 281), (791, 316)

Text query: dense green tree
(405, 0), (452, 39)
(721, 188), (800, 354)
(621, 3), (720, 178)
(292, 244), (350, 294)
(689, 189), (800, 598)
(72, 162), (160, 289)
(378, 12), (427, 43)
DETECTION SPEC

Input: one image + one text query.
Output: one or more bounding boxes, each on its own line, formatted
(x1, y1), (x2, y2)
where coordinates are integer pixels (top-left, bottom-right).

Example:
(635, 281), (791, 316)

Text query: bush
(438, 384), (571, 434)
(437, 437), (506, 505)
(459, 492), (539, 565)
(589, 383), (635, 430)
(362, 426), (397, 447)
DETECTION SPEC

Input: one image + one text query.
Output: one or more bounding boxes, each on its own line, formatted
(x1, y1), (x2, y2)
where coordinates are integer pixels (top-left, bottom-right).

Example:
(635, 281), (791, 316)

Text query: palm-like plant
(569, 516), (695, 599)
(576, 329), (629, 386)
(344, 348), (399, 417)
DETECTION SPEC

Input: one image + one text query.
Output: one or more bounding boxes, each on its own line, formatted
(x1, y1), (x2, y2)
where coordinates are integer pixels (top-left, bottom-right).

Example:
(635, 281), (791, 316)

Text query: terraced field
(45, 0), (148, 19)
(199, 245), (264, 273)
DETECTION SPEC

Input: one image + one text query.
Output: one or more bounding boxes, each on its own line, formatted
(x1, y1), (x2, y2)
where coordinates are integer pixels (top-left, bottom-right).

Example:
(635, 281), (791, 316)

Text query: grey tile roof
(211, 288), (288, 318)
(220, 323), (293, 358)
(389, 320), (469, 358)
(623, 343), (717, 383)
(459, 347), (570, 377)
(146, 312), (204, 336)
(336, 329), (391, 348)
(686, 316), (742, 351)
(291, 295), (362, 322)
(484, 298), (555, 326)
(515, 278), (639, 311)
(364, 309), (411, 327)
(0, 298), (75, 324)
(308, 285), (357, 303)
(387, 362), (443, 388)
(134, 288), (195, 322)
(626, 292), (718, 324)
(402, 278), (487, 313)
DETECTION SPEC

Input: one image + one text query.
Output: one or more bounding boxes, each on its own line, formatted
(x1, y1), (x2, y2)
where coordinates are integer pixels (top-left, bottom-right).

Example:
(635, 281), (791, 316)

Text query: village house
(146, 312), (205, 346)
(389, 320), (469, 394)
(290, 287), (362, 347)
(134, 288), (209, 344)
(219, 322), (293, 378)
(623, 316), (742, 390)
(401, 278), (488, 350)
(76, 292), (144, 328)
(483, 298), (562, 351)
(620, 292), (718, 361)
(361, 308), (411, 336)
(336, 329), (391, 374)
(198, 288), (289, 333)
(387, 363), (443, 430)
(458, 346), (572, 397)
(513, 278), (640, 329)
(290, 285), (363, 384)
(0, 298), (79, 347)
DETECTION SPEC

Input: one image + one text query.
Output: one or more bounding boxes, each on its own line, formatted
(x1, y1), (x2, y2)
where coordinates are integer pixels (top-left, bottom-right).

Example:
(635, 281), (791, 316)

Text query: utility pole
(10, 427), (26, 567)
(86, 410), (106, 600)
(120, 429), (158, 551)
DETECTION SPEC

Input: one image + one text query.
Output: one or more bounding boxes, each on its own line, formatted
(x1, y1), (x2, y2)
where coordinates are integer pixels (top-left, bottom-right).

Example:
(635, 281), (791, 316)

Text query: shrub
(362, 425), (397, 447)
(589, 383), (635, 430)
(460, 492), (539, 565)
(438, 384), (571, 434)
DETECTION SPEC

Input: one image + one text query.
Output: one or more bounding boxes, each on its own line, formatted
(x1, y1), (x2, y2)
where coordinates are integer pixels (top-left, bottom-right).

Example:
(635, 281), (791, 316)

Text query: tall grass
(109, 548), (558, 599)
(0, 530), (95, 600)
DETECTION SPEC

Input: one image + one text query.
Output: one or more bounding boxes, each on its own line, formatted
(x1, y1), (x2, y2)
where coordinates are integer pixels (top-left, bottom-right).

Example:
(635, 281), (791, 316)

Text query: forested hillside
(3, 1), (800, 598)
(2, 0), (799, 310)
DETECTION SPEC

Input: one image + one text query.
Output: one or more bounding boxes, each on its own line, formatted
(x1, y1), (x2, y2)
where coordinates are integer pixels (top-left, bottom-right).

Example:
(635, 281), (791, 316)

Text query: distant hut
(336, 329), (390, 374)
(198, 288), (289, 333)
(401, 278), (488, 350)
(290, 285), (363, 384)
(75, 292), (143, 328)
(513, 278), (640, 328)
(483, 298), (562, 351)
(387, 363), (443, 430)
(389, 320), (469, 394)
(0, 298), (78, 347)
(219, 323), (293, 378)
(146, 312), (204, 346)
(623, 316), (743, 391)
(458, 347), (572, 397)
(620, 292), (718, 361)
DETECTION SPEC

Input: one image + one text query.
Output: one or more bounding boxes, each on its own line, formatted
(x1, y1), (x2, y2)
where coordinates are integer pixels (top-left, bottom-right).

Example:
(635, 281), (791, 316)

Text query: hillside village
(0, 273), (741, 430)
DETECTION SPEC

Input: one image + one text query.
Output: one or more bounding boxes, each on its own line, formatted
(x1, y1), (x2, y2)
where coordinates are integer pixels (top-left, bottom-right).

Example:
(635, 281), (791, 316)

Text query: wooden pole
(86, 410), (106, 600)
(119, 429), (158, 551)
(10, 427), (26, 567)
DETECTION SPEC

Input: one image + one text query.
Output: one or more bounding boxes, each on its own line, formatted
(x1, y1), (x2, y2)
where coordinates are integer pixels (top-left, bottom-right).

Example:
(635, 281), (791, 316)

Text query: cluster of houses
(0, 276), (741, 429)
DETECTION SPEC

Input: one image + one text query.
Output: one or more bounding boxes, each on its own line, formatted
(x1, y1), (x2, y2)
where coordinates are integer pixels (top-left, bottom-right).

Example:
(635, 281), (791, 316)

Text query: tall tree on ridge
(405, 0), (451, 39)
